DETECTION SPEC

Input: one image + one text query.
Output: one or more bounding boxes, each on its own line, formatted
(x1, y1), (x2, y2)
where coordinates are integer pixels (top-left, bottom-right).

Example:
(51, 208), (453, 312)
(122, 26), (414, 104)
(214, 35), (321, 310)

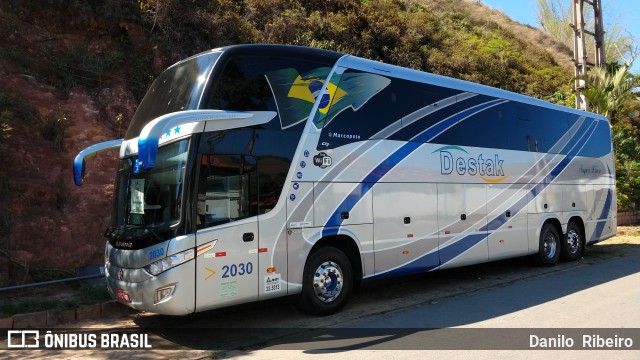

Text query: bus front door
(194, 154), (260, 311)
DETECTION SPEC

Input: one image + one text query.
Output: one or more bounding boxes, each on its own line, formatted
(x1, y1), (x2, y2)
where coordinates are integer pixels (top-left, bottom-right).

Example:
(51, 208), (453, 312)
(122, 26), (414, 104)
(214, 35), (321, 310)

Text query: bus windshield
(110, 140), (190, 240)
(124, 51), (220, 140)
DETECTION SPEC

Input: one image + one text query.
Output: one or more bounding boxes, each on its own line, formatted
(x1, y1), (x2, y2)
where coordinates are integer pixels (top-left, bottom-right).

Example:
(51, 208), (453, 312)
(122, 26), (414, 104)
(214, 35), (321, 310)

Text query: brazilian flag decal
(265, 67), (390, 130)
(265, 67), (334, 129)
(313, 71), (391, 129)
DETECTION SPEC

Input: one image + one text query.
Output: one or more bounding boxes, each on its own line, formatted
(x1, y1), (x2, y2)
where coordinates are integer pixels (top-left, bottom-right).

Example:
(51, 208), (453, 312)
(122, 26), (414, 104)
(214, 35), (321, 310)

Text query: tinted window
(317, 68), (609, 156)
(577, 120), (612, 157)
(430, 100), (517, 150)
(199, 128), (301, 215)
(318, 69), (462, 149)
(197, 154), (258, 229)
(126, 52), (220, 139)
(205, 55), (333, 131)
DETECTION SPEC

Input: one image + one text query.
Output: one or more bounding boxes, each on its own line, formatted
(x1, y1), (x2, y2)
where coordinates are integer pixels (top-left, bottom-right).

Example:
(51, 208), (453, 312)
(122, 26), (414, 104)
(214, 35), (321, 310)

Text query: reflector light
(116, 289), (132, 303)
(267, 267), (277, 273)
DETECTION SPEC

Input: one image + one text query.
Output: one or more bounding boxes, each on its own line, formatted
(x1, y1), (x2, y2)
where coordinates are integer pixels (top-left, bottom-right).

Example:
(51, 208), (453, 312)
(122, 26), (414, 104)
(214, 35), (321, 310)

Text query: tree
(612, 118), (640, 211)
(581, 64), (640, 122)
(581, 62), (640, 211)
(535, 0), (636, 64)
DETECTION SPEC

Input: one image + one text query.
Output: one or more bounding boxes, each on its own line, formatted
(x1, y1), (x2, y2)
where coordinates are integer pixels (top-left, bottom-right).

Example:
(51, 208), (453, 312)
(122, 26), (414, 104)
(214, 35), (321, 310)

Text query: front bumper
(105, 260), (196, 315)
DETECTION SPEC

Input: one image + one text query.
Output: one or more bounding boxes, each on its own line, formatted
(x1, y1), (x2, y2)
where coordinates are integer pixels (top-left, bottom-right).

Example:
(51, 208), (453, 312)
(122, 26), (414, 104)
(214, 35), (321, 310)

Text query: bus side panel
(372, 182), (439, 275)
(563, 184), (588, 212)
(487, 183), (531, 261)
(527, 184), (563, 214)
(257, 205), (290, 301)
(195, 220), (259, 313)
(438, 183), (488, 269)
(313, 182), (373, 227)
(588, 183), (616, 243)
(584, 184), (596, 242)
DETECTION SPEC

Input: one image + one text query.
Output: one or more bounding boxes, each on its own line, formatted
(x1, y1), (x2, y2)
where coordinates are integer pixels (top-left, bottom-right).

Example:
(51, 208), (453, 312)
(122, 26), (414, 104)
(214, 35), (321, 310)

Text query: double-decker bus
(73, 44), (616, 316)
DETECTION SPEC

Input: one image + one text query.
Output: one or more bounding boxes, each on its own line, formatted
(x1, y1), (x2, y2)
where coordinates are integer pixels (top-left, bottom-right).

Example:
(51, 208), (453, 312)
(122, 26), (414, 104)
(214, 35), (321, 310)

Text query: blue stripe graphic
(589, 189), (613, 244)
(375, 116), (603, 276)
(322, 99), (507, 237)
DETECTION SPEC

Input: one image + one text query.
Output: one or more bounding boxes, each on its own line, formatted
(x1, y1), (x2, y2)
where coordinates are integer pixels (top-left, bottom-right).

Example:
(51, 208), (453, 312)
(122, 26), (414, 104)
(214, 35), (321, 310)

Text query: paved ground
(249, 252), (639, 359)
(2, 233), (639, 359)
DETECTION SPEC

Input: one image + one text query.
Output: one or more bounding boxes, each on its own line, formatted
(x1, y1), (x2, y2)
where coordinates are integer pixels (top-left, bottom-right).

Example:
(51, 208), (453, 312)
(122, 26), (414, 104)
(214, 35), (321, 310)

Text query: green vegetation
(580, 64), (640, 211)
(613, 121), (640, 211)
(139, 0), (571, 100)
(40, 104), (68, 152)
(0, 45), (32, 72)
(0, 112), (12, 143)
(582, 64), (640, 120)
(52, 48), (125, 95)
(0, 91), (38, 123)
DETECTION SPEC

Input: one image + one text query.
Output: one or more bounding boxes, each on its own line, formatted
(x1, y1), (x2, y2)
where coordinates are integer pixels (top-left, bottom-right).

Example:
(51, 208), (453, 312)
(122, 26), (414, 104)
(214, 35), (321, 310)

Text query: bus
(73, 44), (616, 316)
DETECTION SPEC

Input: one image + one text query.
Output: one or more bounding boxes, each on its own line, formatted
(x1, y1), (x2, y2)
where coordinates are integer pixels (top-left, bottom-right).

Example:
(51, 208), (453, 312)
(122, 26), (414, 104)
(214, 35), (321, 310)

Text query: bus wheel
(533, 223), (561, 266)
(561, 221), (584, 261)
(298, 247), (353, 316)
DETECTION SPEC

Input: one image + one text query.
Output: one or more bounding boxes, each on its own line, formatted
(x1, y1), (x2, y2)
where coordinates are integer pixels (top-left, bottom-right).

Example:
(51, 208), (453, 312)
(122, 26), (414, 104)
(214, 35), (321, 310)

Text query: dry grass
(605, 225), (640, 244)
(461, 0), (574, 68)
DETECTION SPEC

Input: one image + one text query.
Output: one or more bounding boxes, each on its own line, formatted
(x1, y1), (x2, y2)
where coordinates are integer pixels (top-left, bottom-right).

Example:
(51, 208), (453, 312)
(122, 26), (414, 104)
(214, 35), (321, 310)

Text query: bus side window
(197, 154), (258, 229)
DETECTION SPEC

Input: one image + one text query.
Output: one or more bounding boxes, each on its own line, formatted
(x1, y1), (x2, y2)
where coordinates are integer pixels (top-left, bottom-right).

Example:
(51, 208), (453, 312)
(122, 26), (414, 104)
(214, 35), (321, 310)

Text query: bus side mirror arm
(73, 139), (124, 186)
(137, 110), (275, 171)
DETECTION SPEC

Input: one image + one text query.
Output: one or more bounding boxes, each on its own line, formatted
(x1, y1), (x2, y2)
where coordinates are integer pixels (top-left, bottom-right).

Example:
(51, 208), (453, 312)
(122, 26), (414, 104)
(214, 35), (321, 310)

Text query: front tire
(298, 247), (353, 316)
(561, 221), (584, 261)
(533, 223), (561, 266)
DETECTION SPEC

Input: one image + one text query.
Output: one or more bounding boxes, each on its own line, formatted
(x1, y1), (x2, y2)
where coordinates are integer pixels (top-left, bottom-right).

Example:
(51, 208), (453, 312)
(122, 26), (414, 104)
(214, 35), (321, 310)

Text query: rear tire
(532, 223), (561, 266)
(298, 247), (353, 316)
(561, 221), (584, 261)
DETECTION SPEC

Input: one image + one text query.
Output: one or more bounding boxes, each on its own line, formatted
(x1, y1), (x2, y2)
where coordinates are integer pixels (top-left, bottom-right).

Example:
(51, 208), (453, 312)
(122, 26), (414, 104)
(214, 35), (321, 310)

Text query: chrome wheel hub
(566, 229), (581, 255)
(312, 261), (343, 302)
(543, 232), (557, 259)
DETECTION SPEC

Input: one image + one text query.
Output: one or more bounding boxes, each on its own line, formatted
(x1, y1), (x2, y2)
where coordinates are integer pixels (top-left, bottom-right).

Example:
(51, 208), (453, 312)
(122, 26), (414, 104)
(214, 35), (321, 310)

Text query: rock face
(0, 0), (577, 286)
(0, 1), (145, 285)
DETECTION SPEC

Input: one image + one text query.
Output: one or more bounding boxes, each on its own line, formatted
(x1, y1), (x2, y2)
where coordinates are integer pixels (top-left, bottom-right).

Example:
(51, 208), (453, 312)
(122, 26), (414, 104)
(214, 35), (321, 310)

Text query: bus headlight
(144, 248), (194, 276)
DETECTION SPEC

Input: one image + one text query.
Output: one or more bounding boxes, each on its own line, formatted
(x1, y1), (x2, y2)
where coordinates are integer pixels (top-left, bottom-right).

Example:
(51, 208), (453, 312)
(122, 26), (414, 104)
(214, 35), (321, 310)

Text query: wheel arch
(544, 217), (563, 237)
(567, 215), (586, 236)
(307, 235), (363, 286)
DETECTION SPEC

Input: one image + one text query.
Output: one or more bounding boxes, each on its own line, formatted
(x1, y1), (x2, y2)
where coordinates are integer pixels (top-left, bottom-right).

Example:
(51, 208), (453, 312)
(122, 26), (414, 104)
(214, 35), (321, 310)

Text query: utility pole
(571, 0), (605, 111)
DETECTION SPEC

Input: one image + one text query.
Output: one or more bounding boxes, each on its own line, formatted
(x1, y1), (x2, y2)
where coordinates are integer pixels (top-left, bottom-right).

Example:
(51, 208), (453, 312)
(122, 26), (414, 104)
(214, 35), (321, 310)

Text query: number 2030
(222, 262), (253, 278)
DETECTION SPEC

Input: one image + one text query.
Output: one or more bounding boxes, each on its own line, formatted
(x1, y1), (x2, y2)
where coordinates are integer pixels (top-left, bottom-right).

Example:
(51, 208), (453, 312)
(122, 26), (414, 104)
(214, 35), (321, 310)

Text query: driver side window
(197, 154), (258, 229)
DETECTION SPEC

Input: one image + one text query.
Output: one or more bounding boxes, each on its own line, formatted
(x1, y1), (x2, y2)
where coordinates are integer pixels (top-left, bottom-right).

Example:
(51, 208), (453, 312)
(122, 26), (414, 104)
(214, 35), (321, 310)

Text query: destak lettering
(435, 146), (507, 182)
